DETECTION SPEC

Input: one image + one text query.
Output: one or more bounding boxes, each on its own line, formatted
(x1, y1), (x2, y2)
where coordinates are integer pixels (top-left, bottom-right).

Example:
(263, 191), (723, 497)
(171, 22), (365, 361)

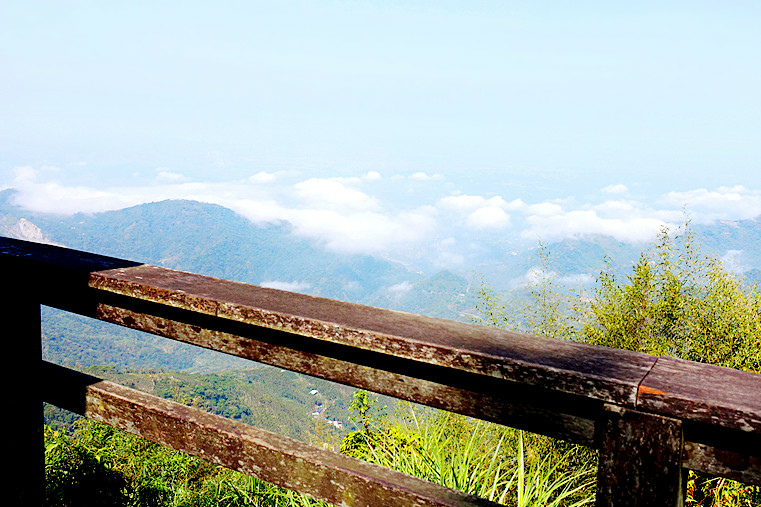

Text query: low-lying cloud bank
(4, 166), (761, 266)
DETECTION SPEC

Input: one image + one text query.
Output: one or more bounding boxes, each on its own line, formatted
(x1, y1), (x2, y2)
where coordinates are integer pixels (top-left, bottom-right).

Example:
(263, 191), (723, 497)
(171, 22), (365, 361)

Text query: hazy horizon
(3, 2), (760, 264)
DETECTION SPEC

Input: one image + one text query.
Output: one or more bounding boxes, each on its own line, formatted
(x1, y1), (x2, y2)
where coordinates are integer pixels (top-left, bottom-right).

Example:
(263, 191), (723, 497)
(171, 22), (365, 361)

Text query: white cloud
(660, 186), (761, 222)
(248, 171), (279, 184)
(720, 249), (748, 274)
(226, 198), (290, 224)
(504, 198), (528, 211)
(410, 171), (443, 181)
(437, 195), (525, 234)
(514, 267), (594, 289)
(281, 208), (436, 254)
(523, 208), (668, 243)
(10, 180), (136, 214)
(602, 184), (628, 194)
(592, 200), (638, 216)
(154, 168), (188, 183)
(8, 171), (276, 217)
(434, 251), (466, 269)
(438, 194), (486, 211)
(13, 166), (38, 183)
(466, 206), (511, 229)
(439, 236), (456, 248)
(260, 280), (312, 292)
(5, 168), (438, 256)
(438, 194), (512, 212)
(6, 167), (761, 258)
(516, 267), (554, 287)
(558, 273), (595, 285)
(526, 202), (563, 217)
(387, 281), (413, 296)
(294, 177), (380, 212)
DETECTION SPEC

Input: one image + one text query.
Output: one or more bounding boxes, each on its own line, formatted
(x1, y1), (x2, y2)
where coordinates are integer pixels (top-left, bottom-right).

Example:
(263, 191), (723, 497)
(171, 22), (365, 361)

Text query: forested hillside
(1, 191), (476, 376)
(0, 191), (410, 302)
(38, 221), (761, 506)
(3, 191), (761, 505)
(47, 365), (359, 443)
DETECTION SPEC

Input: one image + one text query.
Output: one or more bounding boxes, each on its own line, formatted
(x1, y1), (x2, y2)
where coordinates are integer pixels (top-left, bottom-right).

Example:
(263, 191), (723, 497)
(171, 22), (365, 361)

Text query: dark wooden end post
(596, 405), (685, 507)
(4, 272), (44, 506)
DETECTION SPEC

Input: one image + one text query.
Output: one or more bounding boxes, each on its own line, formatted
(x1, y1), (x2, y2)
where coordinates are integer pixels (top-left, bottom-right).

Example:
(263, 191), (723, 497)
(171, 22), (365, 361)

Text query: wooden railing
(3, 236), (760, 506)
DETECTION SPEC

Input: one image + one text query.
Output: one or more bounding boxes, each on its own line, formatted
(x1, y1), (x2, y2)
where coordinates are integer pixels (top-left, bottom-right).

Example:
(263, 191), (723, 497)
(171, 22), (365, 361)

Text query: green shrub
(581, 224), (761, 372)
(474, 221), (761, 504)
(44, 419), (328, 506)
(341, 398), (596, 505)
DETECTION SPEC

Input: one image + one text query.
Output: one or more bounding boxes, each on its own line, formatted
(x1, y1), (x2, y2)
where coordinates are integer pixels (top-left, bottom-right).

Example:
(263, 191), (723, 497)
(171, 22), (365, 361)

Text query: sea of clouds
(5, 165), (761, 272)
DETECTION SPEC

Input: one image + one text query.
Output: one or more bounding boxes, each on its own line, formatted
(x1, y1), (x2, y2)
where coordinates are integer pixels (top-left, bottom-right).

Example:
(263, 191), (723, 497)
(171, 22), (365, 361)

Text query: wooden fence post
(4, 276), (43, 506)
(596, 404), (685, 507)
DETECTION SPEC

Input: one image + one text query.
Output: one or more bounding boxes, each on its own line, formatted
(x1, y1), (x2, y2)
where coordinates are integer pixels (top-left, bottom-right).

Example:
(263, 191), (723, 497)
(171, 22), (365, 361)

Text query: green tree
(473, 221), (761, 505)
(580, 223), (761, 373)
(577, 223), (761, 506)
(340, 390), (388, 458)
(45, 419), (329, 506)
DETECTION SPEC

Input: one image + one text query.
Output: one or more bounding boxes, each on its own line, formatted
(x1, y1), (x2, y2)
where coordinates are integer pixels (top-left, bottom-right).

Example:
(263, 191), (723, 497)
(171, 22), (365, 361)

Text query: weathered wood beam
(88, 263), (657, 407)
(4, 273), (44, 506)
(95, 301), (600, 446)
(596, 405), (685, 507)
(638, 356), (761, 434)
(4, 237), (761, 495)
(41, 362), (498, 507)
(683, 441), (761, 486)
(639, 356), (761, 485)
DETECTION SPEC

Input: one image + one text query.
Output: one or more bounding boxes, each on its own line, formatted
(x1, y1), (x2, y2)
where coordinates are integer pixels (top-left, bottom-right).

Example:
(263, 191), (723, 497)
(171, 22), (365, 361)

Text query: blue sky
(2, 1), (760, 264)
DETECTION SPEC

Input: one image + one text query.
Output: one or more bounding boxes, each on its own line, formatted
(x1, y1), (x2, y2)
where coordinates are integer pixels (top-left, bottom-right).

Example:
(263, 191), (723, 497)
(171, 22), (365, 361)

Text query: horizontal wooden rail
(2, 236), (761, 505)
(41, 362), (495, 507)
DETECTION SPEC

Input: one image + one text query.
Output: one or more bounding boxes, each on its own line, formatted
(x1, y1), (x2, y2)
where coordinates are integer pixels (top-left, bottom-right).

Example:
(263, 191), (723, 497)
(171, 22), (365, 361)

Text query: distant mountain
(45, 363), (361, 446)
(695, 218), (761, 285)
(368, 270), (476, 322)
(92, 365), (358, 442)
(7, 188), (761, 440)
(5, 189), (761, 376)
(538, 219), (761, 286)
(0, 191), (415, 304)
(1, 191), (479, 376)
(471, 235), (642, 290)
(476, 221), (761, 290)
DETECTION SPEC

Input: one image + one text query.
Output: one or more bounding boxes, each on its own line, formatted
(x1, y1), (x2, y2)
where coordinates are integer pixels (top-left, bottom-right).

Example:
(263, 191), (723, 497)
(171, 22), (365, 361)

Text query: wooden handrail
(3, 236), (760, 506)
(41, 362), (494, 506)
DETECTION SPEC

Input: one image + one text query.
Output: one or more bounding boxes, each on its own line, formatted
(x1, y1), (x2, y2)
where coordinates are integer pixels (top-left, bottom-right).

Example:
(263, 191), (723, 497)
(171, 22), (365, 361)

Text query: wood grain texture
(683, 441), (761, 486)
(638, 357), (761, 433)
(596, 405), (684, 507)
(41, 362), (497, 507)
(6, 237), (761, 501)
(89, 264), (656, 406)
(96, 303), (600, 446)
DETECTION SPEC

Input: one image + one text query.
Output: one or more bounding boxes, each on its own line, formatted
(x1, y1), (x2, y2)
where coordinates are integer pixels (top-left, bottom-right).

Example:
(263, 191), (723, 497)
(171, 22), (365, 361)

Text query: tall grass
(342, 402), (597, 505)
(506, 432), (594, 507)
(45, 408), (597, 506)
(44, 422), (327, 507)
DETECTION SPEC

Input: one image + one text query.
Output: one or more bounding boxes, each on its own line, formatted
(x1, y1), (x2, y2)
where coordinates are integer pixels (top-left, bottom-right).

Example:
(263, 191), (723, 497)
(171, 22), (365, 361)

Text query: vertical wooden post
(596, 404), (684, 507)
(4, 275), (43, 506)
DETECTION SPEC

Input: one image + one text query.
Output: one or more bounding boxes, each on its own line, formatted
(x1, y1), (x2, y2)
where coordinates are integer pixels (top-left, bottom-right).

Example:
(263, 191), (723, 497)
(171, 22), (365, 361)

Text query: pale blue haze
(2, 1), (760, 261)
